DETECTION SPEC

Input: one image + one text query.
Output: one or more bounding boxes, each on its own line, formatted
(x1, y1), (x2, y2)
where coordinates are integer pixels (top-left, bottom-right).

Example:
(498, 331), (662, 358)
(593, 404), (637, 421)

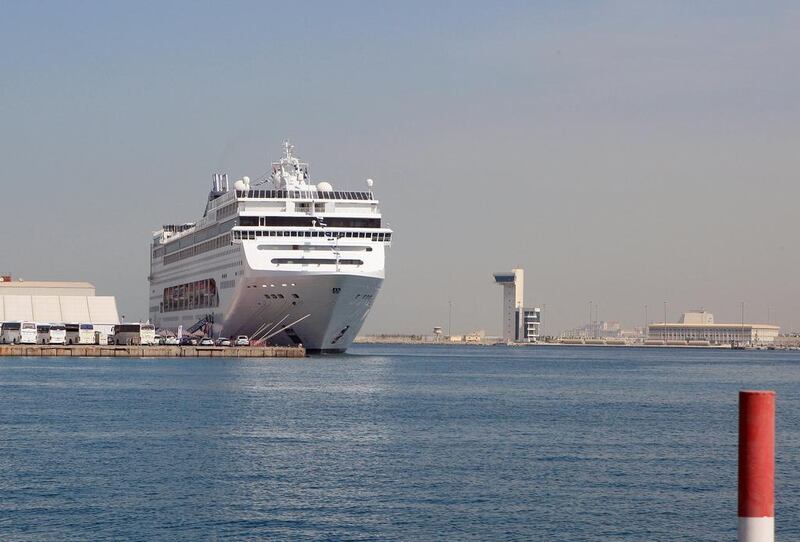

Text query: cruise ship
(148, 142), (392, 353)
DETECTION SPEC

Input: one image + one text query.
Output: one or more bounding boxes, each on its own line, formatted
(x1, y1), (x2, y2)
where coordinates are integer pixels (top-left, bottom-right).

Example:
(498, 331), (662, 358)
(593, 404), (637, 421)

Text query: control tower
(493, 269), (524, 342)
(492, 268), (540, 342)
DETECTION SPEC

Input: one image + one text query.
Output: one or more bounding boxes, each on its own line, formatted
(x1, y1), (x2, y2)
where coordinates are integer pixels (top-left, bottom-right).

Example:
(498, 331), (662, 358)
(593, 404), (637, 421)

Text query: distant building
(678, 310), (714, 325)
(522, 309), (541, 342)
(0, 277), (120, 330)
(647, 311), (779, 345)
(492, 268), (540, 342)
(563, 320), (620, 340)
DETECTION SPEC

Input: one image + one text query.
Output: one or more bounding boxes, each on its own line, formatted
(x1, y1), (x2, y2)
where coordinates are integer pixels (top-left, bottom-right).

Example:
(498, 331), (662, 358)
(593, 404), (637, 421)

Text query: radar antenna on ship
(270, 140), (311, 191)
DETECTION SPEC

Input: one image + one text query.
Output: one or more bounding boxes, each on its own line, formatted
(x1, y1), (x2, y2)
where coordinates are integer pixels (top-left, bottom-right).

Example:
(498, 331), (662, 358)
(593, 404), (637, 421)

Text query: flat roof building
(647, 311), (779, 345)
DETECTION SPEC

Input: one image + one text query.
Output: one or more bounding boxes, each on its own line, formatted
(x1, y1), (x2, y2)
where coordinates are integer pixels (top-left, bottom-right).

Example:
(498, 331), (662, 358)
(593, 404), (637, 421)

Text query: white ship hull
(150, 247), (385, 353)
(221, 271), (382, 352)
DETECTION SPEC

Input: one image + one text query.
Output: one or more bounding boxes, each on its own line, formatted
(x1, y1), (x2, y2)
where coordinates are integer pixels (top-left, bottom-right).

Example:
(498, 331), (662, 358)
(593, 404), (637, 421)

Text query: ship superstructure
(148, 142), (392, 352)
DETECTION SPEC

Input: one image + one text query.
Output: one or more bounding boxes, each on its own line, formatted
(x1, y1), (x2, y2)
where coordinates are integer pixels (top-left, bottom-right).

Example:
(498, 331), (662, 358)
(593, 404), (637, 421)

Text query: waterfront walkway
(0, 344), (305, 358)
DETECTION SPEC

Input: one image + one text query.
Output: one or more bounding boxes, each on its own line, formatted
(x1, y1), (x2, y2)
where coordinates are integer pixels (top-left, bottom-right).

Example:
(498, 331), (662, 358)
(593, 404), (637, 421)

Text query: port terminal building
(0, 277), (120, 333)
(646, 311), (779, 345)
(492, 268), (540, 342)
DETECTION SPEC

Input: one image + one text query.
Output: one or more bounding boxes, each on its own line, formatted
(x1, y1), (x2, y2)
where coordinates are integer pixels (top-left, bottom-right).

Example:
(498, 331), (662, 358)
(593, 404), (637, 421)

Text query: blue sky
(2, 1), (799, 334)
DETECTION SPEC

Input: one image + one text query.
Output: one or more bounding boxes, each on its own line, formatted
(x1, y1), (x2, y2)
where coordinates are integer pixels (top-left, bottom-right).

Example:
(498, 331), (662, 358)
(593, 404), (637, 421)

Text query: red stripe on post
(738, 390), (775, 518)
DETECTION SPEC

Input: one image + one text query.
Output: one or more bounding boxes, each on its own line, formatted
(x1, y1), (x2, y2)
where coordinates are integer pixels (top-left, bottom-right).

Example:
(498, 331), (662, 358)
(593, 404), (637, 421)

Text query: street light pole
(448, 300), (452, 338)
(741, 301), (745, 345)
(596, 304), (600, 338)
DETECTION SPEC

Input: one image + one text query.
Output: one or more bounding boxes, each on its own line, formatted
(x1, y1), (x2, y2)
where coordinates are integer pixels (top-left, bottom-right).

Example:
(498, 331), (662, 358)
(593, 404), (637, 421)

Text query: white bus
(37, 324), (51, 344)
(113, 323), (157, 345)
(66, 323), (95, 345)
(1, 322), (21, 344)
(7, 322), (38, 344)
(49, 324), (67, 345)
(20, 322), (37, 344)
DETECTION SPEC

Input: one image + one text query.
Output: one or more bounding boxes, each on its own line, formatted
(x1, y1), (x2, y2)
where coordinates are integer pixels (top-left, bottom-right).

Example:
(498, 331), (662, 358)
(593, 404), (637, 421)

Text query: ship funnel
(212, 173), (230, 192)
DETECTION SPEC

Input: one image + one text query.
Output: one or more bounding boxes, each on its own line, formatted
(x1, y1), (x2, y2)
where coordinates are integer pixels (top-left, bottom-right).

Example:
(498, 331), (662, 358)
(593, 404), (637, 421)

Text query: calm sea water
(1, 345), (798, 541)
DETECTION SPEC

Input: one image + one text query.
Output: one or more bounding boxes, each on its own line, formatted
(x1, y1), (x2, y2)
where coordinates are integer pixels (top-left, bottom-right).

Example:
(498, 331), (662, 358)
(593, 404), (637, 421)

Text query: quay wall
(0, 344), (305, 358)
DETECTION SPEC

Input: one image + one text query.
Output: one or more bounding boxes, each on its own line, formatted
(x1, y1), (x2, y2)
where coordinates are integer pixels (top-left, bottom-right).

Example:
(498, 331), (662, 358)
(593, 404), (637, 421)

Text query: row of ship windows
(159, 217), (238, 256)
(233, 230), (392, 242)
(271, 258), (363, 265)
(216, 201), (238, 220)
(296, 202), (327, 213)
(237, 189), (374, 200)
(243, 287), (301, 300)
(155, 215), (380, 258)
(162, 278), (219, 313)
(238, 216), (381, 228)
(161, 233), (232, 265)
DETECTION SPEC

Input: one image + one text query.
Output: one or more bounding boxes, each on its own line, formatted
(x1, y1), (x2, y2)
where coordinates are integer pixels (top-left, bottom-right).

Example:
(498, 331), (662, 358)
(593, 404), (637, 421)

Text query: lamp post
(596, 303), (600, 338)
(741, 301), (746, 346)
(448, 300), (452, 338)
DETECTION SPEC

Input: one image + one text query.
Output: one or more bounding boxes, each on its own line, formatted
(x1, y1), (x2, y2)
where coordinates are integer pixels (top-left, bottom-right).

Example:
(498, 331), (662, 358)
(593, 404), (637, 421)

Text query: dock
(0, 344), (305, 358)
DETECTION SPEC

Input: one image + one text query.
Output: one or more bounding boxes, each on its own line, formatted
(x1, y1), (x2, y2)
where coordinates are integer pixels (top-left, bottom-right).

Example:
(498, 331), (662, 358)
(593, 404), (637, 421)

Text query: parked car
(215, 337), (232, 347)
(234, 335), (250, 346)
(153, 334), (165, 345)
(198, 337), (214, 346)
(164, 336), (179, 345)
(179, 336), (197, 346)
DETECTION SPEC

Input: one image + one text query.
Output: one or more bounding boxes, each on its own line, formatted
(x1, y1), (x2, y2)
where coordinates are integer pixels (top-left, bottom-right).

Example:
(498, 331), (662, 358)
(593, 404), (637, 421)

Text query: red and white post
(738, 390), (775, 542)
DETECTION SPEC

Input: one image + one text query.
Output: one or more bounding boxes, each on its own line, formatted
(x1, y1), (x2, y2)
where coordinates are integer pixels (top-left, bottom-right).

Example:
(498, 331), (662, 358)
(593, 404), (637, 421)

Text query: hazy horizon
(2, 1), (798, 336)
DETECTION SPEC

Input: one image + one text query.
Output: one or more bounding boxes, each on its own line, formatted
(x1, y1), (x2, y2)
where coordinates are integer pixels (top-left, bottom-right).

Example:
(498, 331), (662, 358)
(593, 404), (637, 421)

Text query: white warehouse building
(0, 277), (120, 334)
(647, 310), (779, 345)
